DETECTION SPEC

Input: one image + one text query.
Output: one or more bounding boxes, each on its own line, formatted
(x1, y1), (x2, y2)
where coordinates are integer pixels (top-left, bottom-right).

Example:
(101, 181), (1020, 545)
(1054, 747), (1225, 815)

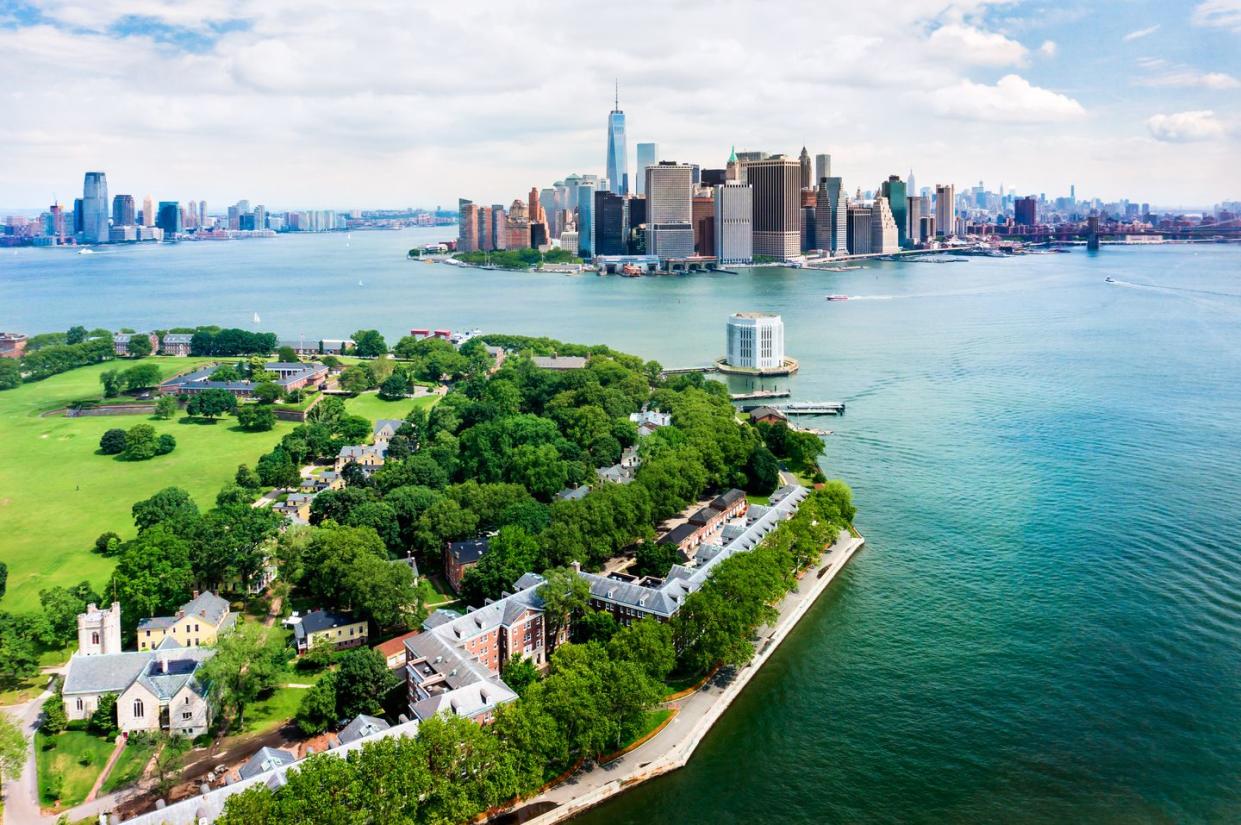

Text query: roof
(556, 485), (591, 501)
(659, 523), (700, 546)
(373, 419), (404, 436)
(374, 629), (421, 658)
(447, 537), (489, 565)
(531, 355), (588, 370)
(629, 410), (671, 428)
(710, 488), (747, 511)
(337, 714), (390, 745)
(749, 405), (787, 420)
(63, 647), (214, 697)
(161, 333), (193, 344)
(238, 747), (295, 780)
(295, 610), (362, 640)
(178, 591), (231, 626)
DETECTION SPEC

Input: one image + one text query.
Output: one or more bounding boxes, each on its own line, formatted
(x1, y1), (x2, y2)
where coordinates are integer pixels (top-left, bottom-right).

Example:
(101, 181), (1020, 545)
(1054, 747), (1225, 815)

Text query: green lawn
(99, 735), (157, 794)
(242, 684), (310, 735)
(0, 673), (46, 706)
(344, 390), (438, 424)
(0, 358), (295, 613)
(36, 730), (115, 807)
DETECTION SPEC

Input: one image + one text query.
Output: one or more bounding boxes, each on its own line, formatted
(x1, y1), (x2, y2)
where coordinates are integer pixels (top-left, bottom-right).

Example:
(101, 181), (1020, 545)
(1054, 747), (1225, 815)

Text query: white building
(726, 312), (785, 370)
(870, 196), (899, 254)
(714, 182), (753, 264)
(645, 162), (695, 260)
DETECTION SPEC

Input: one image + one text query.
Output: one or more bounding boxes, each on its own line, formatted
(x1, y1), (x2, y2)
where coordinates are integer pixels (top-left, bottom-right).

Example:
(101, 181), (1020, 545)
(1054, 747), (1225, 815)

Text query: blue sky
(0, 0), (1237, 210)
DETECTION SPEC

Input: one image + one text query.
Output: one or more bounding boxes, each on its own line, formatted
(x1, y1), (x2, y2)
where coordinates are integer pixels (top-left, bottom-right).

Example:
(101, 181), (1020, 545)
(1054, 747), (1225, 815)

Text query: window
(133, 698), (145, 718)
(76, 698), (83, 711)
(91, 631), (100, 645)
(182, 712), (192, 720)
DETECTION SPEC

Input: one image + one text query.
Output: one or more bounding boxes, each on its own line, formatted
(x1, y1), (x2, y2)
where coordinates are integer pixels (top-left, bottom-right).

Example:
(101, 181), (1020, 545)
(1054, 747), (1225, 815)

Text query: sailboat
(253, 312), (261, 324)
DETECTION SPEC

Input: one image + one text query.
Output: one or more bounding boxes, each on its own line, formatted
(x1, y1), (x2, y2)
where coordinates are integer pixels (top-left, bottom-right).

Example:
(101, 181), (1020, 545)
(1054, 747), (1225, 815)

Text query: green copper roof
(728, 145), (737, 163)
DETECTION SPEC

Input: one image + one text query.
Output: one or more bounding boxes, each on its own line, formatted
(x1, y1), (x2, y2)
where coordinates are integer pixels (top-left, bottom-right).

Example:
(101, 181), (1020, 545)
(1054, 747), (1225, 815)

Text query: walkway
(502, 529), (866, 825)
(84, 733), (128, 802)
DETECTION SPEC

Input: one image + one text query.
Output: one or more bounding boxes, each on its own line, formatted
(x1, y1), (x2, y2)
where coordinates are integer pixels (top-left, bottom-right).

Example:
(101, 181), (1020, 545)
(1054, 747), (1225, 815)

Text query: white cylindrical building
(726, 312), (784, 370)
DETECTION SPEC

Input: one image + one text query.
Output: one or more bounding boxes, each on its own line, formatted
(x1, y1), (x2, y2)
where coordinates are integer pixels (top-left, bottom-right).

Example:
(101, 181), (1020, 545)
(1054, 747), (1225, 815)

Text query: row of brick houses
(655, 488), (749, 557)
(158, 361), (328, 398)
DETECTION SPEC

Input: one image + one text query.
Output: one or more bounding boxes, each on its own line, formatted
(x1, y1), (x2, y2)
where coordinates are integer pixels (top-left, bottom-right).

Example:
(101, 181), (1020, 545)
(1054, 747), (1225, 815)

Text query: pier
(729, 389), (791, 401)
(661, 365), (718, 375)
(775, 401), (846, 415)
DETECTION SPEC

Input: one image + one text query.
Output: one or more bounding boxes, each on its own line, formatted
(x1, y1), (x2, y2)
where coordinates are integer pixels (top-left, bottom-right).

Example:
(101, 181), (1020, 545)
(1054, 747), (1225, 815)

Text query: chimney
(570, 560), (581, 573)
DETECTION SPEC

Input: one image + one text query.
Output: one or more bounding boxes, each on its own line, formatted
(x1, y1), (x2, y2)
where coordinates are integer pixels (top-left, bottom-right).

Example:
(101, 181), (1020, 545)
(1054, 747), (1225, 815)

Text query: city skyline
(1, 1), (1240, 209)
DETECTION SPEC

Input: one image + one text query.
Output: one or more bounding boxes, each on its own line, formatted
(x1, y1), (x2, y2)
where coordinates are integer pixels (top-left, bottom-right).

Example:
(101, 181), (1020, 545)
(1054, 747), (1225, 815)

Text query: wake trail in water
(1108, 279), (1241, 299)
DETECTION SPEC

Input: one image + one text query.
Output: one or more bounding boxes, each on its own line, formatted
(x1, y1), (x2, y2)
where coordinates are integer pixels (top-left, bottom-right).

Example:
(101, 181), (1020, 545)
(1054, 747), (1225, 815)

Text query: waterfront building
(692, 195), (715, 255)
(458, 199), (480, 252)
(577, 182), (596, 257)
(254, 204), (266, 231)
(814, 178), (846, 255)
(505, 201), (528, 249)
(635, 143), (658, 195)
(81, 171), (109, 243)
(802, 204), (817, 252)
(1015, 196), (1037, 227)
(870, 196), (899, 254)
(726, 312), (784, 370)
(490, 204), (507, 250)
(645, 161), (694, 259)
(880, 176), (908, 247)
(594, 190), (628, 255)
(49, 202), (66, 243)
(142, 194), (155, 226)
(606, 84), (628, 195)
(111, 194), (135, 227)
(918, 214), (936, 244)
(198, 200), (207, 227)
(156, 201), (181, 236)
(559, 230), (579, 253)
(799, 147), (812, 190)
(847, 204), (873, 254)
(815, 154), (831, 186)
(747, 155), (801, 259)
(935, 183), (955, 238)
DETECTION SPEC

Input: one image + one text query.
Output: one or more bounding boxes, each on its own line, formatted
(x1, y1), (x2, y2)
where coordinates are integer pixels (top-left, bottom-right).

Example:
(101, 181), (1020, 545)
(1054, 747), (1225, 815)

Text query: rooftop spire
(614, 79), (619, 111)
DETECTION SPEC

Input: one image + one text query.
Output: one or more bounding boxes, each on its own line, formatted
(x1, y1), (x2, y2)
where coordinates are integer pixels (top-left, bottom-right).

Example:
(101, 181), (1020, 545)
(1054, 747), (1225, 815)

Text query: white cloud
(1146, 110), (1227, 142)
(926, 23), (1028, 66)
(1123, 25), (1161, 42)
(1038, 40), (1057, 57)
(1139, 69), (1240, 89)
(928, 74), (1086, 123)
(1191, 0), (1241, 33)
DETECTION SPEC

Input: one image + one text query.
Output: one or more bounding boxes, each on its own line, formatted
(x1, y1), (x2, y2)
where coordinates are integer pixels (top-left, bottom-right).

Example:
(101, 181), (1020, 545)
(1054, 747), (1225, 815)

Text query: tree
(199, 621), (286, 728)
(66, 325), (88, 345)
(89, 693), (119, 737)
(41, 685), (68, 734)
(186, 388), (237, 419)
(257, 448), (300, 488)
(745, 444), (780, 495)
(99, 428), (127, 455)
(575, 610), (618, 644)
(121, 423), (159, 461)
(132, 487), (198, 531)
(537, 566), (590, 643)
(40, 581), (100, 644)
(333, 648), (398, 719)
(253, 381), (283, 404)
(93, 531), (122, 556)
(154, 394), (179, 419)
(237, 404), (277, 432)
(156, 433), (177, 455)
(351, 329), (388, 358)
(0, 614), (39, 690)
(127, 334), (153, 358)
(0, 712), (26, 786)
(121, 363), (162, 390)
(109, 525), (195, 621)
(0, 360), (19, 391)
(338, 364), (374, 394)
(508, 443), (569, 500)
(608, 618), (676, 682)
(235, 464), (262, 490)
(378, 373), (409, 401)
(277, 345), (299, 362)
(215, 484), (254, 508)
(634, 542), (681, 578)
(500, 656), (540, 698)
(295, 675), (338, 735)
(210, 364), (243, 382)
(153, 733), (191, 798)
(99, 369), (122, 398)
(460, 526), (539, 605)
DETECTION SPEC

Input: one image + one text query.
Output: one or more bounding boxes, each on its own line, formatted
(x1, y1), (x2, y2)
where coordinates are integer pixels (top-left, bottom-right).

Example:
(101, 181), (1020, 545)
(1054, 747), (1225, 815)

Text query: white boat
(253, 312), (261, 323)
(826, 294), (849, 302)
(77, 248), (95, 255)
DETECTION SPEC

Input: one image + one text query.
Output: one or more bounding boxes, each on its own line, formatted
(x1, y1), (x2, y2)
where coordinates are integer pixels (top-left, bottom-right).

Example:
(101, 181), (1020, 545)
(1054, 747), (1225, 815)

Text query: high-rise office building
(870, 196), (899, 254)
(880, 176), (908, 247)
(81, 172), (109, 243)
(1014, 196), (1037, 227)
(50, 202), (66, 243)
(735, 151), (769, 184)
(801, 205), (817, 252)
(798, 147), (812, 190)
(142, 194), (155, 227)
(156, 201), (182, 236)
(726, 147), (740, 182)
(634, 143), (657, 196)
(606, 84), (628, 196)
(528, 186), (542, 224)
(254, 204), (266, 231)
(458, 199), (480, 252)
(111, 194), (135, 227)
(692, 196), (715, 256)
(577, 182), (596, 257)
(594, 190), (627, 255)
(935, 184), (955, 238)
(815, 154), (831, 186)
(701, 169), (727, 187)
(645, 162), (694, 259)
(539, 188), (558, 237)
(907, 170), (917, 202)
(906, 195), (923, 245)
(198, 201), (207, 227)
(846, 204), (873, 254)
(714, 182), (753, 264)
(747, 156), (802, 259)
(73, 198), (84, 234)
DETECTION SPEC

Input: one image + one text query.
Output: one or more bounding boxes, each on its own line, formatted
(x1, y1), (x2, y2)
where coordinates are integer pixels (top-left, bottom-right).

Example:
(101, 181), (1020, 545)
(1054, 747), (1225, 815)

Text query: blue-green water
(4, 234), (1241, 822)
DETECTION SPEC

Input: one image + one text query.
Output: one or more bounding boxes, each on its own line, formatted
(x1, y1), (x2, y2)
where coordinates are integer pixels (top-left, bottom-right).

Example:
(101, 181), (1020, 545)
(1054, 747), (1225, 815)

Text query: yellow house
(294, 609), (368, 654)
(137, 592), (236, 652)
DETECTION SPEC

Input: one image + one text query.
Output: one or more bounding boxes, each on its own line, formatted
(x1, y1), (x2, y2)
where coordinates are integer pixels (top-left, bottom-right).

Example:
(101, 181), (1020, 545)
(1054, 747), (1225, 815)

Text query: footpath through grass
(0, 358), (294, 613)
(100, 735), (158, 794)
(35, 729), (115, 808)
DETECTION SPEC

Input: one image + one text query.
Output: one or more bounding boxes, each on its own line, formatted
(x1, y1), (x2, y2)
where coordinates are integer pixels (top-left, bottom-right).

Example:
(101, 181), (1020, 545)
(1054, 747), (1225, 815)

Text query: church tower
(77, 602), (122, 655)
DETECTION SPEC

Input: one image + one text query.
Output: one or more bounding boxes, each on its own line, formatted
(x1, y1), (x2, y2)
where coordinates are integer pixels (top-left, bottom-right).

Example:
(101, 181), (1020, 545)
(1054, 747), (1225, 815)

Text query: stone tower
(77, 602), (122, 655)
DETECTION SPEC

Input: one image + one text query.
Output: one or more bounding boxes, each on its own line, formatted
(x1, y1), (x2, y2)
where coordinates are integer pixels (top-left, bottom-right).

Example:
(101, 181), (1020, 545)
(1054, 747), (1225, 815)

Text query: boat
(358, 280), (364, 286)
(621, 264), (643, 278)
(1104, 276), (1115, 283)
(77, 248), (94, 255)
(826, 294), (849, 302)
(253, 312), (261, 323)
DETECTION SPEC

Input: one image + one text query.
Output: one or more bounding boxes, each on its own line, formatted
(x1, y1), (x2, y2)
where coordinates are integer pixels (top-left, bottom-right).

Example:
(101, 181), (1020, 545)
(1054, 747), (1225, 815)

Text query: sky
(1, 0), (1239, 211)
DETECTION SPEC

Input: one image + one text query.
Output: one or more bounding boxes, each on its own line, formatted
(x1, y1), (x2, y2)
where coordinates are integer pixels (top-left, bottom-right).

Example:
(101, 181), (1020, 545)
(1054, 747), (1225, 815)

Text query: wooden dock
(729, 389), (791, 401)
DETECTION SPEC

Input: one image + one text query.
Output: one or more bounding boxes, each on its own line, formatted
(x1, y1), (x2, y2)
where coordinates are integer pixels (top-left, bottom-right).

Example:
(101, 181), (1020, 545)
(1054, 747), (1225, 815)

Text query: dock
(777, 401), (846, 415)
(729, 389), (791, 401)
(662, 365), (719, 375)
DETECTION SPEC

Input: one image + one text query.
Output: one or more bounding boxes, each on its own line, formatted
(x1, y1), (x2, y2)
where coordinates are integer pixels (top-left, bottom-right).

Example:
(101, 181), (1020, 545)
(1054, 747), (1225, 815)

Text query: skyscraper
(81, 172), (109, 243)
(747, 155), (802, 259)
(111, 194), (135, 227)
(870, 196), (899, 254)
(714, 182), (753, 265)
(935, 184), (955, 238)
(726, 146), (740, 182)
(635, 143), (658, 195)
(880, 176), (908, 247)
(156, 201), (182, 236)
(907, 170), (917, 203)
(594, 190), (627, 255)
(692, 196), (715, 255)
(142, 194), (155, 227)
(846, 204), (873, 255)
(1014, 196), (1037, 227)
(198, 201), (207, 227)
(798, 147), (812, 190)
(606, 83), (628, 196)
(815, 154), (831, 186)
(577, 182), (596, 257)
(906, 195), (923, 245)
(645, 162), (694, 259)
(458, 199), (480, 252)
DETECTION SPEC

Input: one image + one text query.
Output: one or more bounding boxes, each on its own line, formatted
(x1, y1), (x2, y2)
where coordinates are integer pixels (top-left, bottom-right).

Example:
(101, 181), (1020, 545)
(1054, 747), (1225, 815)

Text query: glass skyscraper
(606, 85), (628, 196)
(81, 171), (109, 244)
(635, 143), (657, 195)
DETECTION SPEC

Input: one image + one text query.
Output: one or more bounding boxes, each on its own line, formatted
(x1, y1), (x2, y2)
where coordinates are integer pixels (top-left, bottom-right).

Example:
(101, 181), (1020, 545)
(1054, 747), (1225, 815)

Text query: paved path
(504, 530), (865, 825)
(85, 734), (128, 803)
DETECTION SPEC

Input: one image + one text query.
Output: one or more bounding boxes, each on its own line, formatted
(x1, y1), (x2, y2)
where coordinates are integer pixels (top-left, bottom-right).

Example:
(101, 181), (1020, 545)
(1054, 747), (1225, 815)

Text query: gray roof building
(238, 747), (296, 780)
(531, 355), (588, 370)
(337, 714), (390, 745)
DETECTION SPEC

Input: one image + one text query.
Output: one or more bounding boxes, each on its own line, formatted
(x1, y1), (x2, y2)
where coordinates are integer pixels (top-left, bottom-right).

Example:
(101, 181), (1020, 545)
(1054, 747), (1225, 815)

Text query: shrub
(99, 428), (127, 455)
(156, 433), (177, 455)
(121, 423), (158, 461)
(93, 531), (122, 556)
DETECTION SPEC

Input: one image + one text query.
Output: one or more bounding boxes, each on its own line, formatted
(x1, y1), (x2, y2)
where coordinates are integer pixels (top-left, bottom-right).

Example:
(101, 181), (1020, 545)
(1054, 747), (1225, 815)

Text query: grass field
(0, 358), (295, 613)
(343, 391), (438, 425)
(99, 735), (157, 794)
(36, 730), (115, 807)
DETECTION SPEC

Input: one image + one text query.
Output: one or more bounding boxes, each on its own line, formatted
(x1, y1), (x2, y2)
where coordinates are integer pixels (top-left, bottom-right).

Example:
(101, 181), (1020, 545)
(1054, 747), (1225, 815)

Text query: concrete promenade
(506, 528), (866, 825)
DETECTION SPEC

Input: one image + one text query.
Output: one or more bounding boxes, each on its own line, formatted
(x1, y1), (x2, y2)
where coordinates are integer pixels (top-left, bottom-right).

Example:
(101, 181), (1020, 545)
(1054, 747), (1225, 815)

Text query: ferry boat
(825, 294), (849, 302)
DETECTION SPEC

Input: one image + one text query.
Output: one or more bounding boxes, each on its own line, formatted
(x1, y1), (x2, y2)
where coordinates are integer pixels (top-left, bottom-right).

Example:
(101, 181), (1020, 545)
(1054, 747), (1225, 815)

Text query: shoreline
(501, 528), (866, 825)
